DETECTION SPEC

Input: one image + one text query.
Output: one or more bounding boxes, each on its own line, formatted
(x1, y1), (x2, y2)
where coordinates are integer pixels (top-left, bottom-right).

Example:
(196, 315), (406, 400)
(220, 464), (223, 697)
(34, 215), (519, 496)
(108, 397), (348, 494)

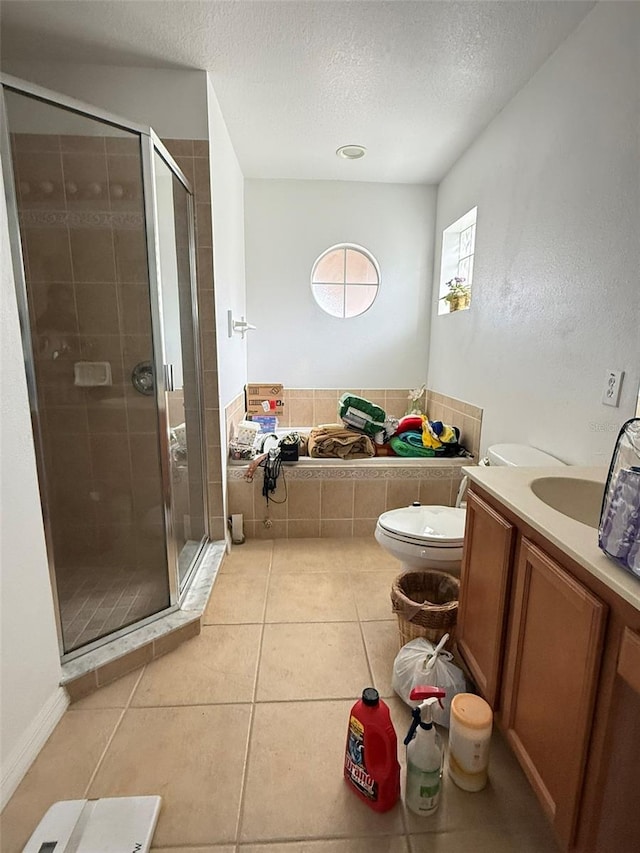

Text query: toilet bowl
(375, 443), (565, 575)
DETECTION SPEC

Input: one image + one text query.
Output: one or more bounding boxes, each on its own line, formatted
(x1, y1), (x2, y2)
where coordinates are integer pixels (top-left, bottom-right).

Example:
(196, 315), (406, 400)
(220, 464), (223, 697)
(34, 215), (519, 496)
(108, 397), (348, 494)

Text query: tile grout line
(232, 540), (274, 845)
(81, 663), (147, 798)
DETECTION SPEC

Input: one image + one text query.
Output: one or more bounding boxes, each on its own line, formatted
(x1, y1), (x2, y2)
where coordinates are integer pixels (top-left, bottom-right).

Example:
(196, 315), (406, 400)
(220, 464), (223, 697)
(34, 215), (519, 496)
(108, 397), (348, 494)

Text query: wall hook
(227, 310), (256, 340)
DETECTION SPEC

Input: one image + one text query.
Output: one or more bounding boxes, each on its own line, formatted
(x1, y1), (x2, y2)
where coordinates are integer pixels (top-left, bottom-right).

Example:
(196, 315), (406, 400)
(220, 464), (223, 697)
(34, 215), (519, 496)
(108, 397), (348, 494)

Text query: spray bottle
(404, 686), (446, 816)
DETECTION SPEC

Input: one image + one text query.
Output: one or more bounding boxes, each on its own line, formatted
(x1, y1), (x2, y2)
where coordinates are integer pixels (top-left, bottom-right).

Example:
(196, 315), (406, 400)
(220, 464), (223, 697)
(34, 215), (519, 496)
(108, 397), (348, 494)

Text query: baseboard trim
(0, 686), (69, 810)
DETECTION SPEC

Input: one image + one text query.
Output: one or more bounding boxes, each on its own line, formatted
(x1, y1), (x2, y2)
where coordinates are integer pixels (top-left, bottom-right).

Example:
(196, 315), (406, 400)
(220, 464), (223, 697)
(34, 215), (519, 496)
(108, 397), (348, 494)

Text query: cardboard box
(245, 383), (285, 416)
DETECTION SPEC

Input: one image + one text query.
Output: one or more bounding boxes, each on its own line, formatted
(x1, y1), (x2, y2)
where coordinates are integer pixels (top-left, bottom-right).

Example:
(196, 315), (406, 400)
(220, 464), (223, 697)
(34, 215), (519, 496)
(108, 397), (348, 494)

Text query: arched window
(311, 244), (380, 318)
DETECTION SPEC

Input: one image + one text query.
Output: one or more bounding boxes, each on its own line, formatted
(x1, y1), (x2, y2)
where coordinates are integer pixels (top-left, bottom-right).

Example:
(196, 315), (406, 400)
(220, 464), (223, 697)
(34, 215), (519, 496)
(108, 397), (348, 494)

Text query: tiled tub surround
(228, 459), (470, 539)
(11, 132), (223, 656)
(225, 389), (482, 539)
(1, 539), (557, 852)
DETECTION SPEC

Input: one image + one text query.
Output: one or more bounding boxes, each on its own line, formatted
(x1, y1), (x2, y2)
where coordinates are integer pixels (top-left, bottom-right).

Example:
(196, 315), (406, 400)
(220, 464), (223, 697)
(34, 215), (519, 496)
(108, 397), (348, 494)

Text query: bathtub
(227, 426), (474, 539)
(229, 426), (473, 465)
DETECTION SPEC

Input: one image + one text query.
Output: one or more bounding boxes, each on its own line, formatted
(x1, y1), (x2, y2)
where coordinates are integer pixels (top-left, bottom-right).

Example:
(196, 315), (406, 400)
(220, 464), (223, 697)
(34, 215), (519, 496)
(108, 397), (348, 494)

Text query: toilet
(375, 443), (565, 575)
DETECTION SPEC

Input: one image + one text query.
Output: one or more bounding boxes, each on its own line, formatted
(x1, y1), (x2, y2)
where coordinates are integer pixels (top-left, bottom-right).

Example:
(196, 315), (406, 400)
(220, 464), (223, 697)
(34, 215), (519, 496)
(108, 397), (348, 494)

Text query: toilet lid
(378, 505), (466, 545)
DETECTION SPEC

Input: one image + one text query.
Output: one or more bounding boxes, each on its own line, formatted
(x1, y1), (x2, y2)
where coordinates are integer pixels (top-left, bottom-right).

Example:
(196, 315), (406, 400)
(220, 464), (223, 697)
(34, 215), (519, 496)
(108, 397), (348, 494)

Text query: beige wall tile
(96, 644), (154, 687)
(70, 228), (116, 283)
(386, 480), (421, 510)
(163, 139), (194, 157)
(153, 619), (200, 658)
(354, 480), (387, 519)
(320, 480), (354, 519)
(288, 397), (314, 426)
(196, 202), (212, 248)
(132, 625), (260, 706)
(313, 388), (339, 399)
(256, 622), (369, 701)
(313, 398), (339, 425)
(287, 388), (314, 399)
(320, 518), (353, 537)
(71, 669), (141, 709)
(227, 480), (255, 521)
(419, 477), (453, 506)
(0, 709), (121, 853)
(287, 480), (321, 520)
(240, 700), (404, 841)
(265, 572), (357, 622)
(254, 519), (287, 539)
(288, 519), (321, 538)
(65, 670), (98, 703)
(353, 518), (378, 537)
(24, 226), (73, 282)
(89, 704), (250, 846)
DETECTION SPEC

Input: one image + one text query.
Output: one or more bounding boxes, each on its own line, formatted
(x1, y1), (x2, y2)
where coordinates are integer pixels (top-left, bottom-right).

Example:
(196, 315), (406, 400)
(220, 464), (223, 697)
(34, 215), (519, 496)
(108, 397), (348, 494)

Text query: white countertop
(462, 465), (640, 612)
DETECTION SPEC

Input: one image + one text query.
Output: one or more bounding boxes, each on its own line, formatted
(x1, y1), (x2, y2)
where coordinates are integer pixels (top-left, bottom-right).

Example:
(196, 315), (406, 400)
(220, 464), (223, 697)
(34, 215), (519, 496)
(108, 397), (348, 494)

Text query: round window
(310, 244), (380, 318)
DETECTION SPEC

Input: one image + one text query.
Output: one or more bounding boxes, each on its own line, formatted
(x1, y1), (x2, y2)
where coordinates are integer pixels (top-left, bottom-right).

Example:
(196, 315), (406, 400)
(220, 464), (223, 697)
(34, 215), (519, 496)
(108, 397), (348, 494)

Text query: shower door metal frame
(0, 73), (210, 661)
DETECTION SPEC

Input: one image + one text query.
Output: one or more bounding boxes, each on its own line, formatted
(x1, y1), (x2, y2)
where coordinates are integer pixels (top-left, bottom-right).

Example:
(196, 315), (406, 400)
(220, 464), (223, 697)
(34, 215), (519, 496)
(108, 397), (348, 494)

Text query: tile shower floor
(1, 538), (559, 852)
(58, 565), (169, 651)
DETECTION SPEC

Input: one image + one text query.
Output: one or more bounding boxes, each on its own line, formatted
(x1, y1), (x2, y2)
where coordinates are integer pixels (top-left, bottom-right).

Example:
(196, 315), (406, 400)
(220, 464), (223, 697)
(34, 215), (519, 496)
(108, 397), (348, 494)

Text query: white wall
(207, 76), (247, 410)
(0, 159), (66, 807)
(428, 2), (640, 466)
(2, 60), (208, 139)
(245, 180), (436, 388)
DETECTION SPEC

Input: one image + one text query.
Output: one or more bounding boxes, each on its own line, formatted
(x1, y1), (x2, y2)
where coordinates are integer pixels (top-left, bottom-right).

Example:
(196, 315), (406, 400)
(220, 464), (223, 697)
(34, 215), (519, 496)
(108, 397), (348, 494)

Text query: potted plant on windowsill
(440, 277), (471, 312)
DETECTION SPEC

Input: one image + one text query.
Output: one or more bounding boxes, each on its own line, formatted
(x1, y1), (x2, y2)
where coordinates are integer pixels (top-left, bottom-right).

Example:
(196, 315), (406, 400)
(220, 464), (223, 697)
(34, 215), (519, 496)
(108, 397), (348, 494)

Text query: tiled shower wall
(12, 132), (224, 625)
(13, 132), (168, 585)
(163, 139), (224, 541)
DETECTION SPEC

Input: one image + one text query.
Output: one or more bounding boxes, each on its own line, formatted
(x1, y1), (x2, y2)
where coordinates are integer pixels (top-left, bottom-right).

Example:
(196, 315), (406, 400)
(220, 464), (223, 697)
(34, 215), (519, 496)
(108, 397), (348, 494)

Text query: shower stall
(1, 75), (210, 659)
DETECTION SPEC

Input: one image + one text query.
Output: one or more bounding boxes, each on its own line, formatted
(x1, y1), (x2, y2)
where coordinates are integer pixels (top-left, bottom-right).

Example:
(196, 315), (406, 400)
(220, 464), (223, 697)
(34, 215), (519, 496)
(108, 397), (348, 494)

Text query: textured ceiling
(0, 1), (595, 183)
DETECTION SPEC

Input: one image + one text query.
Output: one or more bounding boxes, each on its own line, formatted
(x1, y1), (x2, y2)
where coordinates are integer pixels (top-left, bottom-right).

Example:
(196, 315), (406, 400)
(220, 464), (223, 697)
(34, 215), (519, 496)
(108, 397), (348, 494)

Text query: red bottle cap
(409, 685), (446, 706)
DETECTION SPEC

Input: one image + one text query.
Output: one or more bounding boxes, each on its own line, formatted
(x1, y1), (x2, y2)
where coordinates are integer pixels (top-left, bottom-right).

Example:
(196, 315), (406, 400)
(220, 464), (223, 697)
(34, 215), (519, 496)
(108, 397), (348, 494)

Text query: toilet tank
(487, 443), (565, 467)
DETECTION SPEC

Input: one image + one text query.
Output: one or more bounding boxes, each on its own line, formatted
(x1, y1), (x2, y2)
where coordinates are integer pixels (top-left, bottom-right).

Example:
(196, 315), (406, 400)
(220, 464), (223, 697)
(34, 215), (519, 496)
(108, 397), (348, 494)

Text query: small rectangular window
(438, 207), (477, 315)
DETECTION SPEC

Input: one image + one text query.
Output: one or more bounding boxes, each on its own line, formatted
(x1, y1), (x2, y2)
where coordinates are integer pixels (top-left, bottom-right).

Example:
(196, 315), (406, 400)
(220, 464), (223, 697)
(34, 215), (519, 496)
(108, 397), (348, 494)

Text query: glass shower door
(152, 148), (208, 589)
(3, 89), (172, 653)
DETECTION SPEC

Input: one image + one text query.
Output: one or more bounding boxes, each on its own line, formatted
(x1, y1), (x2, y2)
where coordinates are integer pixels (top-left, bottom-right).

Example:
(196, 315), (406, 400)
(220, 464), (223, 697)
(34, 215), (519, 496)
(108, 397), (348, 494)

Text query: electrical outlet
(602, 369), (624, 407)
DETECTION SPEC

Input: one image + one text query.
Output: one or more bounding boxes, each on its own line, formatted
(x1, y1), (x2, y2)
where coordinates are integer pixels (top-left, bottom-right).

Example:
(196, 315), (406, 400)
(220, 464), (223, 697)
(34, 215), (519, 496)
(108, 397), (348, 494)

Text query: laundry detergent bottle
(344, 687), (400, 812)
(404, 686), (446, 816)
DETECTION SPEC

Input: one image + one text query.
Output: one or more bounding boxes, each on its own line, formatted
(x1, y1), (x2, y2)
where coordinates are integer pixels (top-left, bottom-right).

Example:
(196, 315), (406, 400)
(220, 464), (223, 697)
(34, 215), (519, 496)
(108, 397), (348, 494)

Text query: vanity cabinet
(457, 491), (515, 706)
(501, 539), (607, 848)
(458, 486), (640, 852)
(591, 627), (640, 853)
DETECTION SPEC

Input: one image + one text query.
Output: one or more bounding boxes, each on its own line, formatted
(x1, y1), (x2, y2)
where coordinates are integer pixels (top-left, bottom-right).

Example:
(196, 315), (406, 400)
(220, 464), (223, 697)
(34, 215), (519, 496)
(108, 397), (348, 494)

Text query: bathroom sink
(530, 476), (605, 529)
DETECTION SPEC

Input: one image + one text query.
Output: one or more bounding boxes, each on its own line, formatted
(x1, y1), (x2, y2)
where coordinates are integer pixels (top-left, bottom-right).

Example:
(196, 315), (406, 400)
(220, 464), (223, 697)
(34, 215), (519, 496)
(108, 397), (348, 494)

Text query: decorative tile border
(19, 209), (144, 229)
(228, 459), (472, 481)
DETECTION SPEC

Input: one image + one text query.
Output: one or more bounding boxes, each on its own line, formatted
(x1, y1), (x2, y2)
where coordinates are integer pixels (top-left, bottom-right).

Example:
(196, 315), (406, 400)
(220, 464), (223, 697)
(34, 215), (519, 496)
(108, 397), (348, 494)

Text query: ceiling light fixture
(336, 144), (366, 160)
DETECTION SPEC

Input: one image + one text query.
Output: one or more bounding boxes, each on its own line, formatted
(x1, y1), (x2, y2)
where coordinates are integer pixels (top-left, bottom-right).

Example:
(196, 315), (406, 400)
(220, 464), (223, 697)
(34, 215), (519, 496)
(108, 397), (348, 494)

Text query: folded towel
(308, 425), (375, 459)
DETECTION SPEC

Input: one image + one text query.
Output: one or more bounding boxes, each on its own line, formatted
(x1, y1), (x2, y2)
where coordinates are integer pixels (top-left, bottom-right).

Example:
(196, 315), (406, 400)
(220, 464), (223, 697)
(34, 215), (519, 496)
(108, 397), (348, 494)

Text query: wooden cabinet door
(502, 538), (607, 849)
(592, 628), (640, 853)
(457, 490), (515, 707)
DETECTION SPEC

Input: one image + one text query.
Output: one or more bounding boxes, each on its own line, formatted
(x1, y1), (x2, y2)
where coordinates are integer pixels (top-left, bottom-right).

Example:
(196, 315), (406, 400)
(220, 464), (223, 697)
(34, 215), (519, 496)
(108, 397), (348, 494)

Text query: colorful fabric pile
(388, 415), (465, 458)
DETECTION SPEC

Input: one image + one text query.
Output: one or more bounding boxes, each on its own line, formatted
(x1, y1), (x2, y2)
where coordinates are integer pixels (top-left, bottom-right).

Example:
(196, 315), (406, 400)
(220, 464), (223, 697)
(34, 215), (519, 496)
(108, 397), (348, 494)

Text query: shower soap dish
(74, 361), (112, 387)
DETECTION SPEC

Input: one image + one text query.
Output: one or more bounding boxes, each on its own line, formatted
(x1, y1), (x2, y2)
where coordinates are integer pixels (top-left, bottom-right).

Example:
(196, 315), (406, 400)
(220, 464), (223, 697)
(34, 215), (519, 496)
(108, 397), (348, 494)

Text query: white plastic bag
(392, 633), (467, 727)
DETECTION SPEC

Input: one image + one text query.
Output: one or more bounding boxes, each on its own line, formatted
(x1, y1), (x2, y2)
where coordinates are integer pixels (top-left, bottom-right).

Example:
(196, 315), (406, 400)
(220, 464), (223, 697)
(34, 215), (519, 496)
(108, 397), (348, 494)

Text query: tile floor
(1, 538), (559, 852)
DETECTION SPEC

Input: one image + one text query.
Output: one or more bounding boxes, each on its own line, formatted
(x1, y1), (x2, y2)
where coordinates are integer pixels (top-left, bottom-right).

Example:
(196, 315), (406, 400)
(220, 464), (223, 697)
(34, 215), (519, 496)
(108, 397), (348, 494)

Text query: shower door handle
(163, 363), (174, 392)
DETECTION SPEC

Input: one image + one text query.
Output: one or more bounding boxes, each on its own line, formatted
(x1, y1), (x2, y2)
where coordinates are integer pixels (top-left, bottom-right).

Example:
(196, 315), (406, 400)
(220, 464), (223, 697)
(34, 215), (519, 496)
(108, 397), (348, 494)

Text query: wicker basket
(390, 570), (460, 649)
